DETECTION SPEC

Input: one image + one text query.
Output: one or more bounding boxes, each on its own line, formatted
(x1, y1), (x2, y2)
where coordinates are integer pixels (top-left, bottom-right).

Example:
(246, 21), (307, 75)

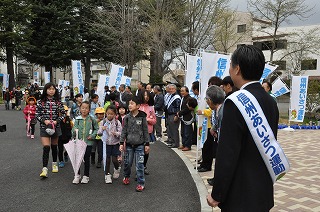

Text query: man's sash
(167, 94), (180, 109)
(228, 90), (290, 183)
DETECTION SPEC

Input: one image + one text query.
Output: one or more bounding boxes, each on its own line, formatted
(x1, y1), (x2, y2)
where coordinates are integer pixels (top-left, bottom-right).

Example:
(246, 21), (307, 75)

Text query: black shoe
(197, 167), (211, 172)
(207, 178), (214, 186)
(168, 144), (177, 148)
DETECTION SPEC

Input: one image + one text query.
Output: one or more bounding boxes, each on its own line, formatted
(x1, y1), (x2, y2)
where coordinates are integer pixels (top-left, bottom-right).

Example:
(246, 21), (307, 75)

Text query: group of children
(28, 82), (150, 192)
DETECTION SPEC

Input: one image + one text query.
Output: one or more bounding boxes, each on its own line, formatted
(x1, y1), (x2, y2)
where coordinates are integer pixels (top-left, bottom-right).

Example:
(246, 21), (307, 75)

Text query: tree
(23, 0), (83, 82)
(0, 0), (31, 90)
(278, 27), (320, 76)
(248, 0), (314, 62)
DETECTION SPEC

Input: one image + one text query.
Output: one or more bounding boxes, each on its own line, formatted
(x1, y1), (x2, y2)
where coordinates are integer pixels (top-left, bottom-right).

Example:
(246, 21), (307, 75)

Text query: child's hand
(145, 146), (150, 154)
(87, 136), (92, 140)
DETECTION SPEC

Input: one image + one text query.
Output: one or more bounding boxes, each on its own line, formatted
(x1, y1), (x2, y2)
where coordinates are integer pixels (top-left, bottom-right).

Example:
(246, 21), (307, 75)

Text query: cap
(64, 105), (69, 111)
(95, 107), (105, 114)
(222, 76), (234, 86)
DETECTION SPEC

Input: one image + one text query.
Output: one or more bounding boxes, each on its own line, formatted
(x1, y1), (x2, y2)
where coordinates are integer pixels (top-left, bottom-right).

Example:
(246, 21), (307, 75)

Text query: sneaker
(27, 133), (30, 137)
(72, 175), (81, 184)
(135, 184), (145, 192)
(105, 174), (112, 184)
(123, 177), (130, 185)
(58, 161), (65, 168)
(81, 176), (89, 184)
(64, 154), (69, 163)
(31, 135), (35, 139)
(144, 167), (150, 175)
(156, 137), (162, 142)
(40, 167), (48, 178)
(113, 167), (120, 179)
(52, 162), (58, 173)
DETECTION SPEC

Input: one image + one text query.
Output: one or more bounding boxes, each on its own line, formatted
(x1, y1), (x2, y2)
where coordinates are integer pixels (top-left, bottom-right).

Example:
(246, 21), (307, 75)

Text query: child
(137, 90), (156, 175)
(91, 107), (105, 168)
(98, 105), (122, 184)
(90, 94), (100, 117)
(23, 89), (30, 105)
(58, 105), (73, 168)
(72, 101), (98, 184)
(23, 97), (37, 139)
(70, 93), (83, 120)
(15, 86), (23, 110)
(117, 103), (128, 125)
(120, 96), (149, 192)
(36, 82), (66, 178)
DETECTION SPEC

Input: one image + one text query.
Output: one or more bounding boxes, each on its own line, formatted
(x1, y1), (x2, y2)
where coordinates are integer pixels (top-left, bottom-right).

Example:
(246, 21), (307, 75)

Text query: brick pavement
(177, 130), (320, 211)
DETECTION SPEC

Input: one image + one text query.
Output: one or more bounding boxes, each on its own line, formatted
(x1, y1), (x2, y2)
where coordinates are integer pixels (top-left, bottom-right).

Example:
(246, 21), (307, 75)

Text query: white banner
(108, 63), (125, 89)
(97, 74), (110, 106)
(65, 81), (70, 86)
(44, 72), (50, 84)
(33, 71), (40, 85)
(185, 54), (201, 97)
(120, 76), (132, 87)
(213, 53), (231, 79)
(72, 60), (84, 95)
(58, 79), (65, 87)
(289, 76), (309, 122)
(272, 78), (290, 98)
(259, 63), (278, 84)
(2, 74), (9, 91)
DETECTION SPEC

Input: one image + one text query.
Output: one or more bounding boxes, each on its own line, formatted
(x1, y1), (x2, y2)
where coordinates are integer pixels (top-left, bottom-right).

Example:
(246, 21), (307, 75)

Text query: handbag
(30, 118), (37, 125)
(10, 98), (16, 104)
(45, 122), (56, 135)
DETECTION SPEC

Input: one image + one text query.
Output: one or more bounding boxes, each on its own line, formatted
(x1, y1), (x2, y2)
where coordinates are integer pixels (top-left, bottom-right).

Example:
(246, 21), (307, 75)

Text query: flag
(289, 76), (309, 122)
(72, 60), (84, 95)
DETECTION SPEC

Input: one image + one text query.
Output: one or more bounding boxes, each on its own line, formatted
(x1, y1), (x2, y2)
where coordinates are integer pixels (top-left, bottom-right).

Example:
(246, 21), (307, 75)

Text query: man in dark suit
(153, 85), (164, 141)
(207, 45), (279, 211)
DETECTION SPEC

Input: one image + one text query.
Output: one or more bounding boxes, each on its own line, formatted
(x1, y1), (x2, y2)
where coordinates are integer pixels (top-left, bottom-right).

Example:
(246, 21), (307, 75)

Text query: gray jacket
(120, 111), (149, 146)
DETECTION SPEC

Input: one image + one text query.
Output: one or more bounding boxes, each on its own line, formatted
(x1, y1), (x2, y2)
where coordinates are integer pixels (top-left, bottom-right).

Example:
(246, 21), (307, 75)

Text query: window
(237, 24), (246, 33)
(301, 59), (317, 70)
(273, 61), (286, 70)
(253, 40), (287, 51)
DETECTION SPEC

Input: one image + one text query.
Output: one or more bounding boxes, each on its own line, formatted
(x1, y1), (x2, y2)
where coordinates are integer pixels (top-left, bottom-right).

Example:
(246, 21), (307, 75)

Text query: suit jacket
(154, 93), (164, 116)
(212, 82), (279, 212)
(178, 94), (193, 122)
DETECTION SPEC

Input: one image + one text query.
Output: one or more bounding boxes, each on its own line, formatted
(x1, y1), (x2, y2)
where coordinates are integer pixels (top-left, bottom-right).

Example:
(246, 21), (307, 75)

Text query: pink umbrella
(27, 113), (31, 136)
(64, 129), (87, 174)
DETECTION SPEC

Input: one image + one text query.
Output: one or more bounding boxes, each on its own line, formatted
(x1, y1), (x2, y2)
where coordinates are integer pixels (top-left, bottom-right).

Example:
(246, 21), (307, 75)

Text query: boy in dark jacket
(58, 105), (73, 167)
(120, 96), (149, 192)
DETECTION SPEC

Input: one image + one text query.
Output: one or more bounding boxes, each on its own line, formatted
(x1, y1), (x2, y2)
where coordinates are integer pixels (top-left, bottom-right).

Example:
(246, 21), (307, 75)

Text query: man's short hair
(168, 84), (177, 89)
(153, 85), (161, 92)
(263, 81), (272, 91)
(208, 76), (223, 86)
(192, 81), (199, 91)
(187, 97), (198, 109)
(206, 85), (225, 104)
(222, 76), (234, 87)
(231, 45), (265, 81)
(181, 86), (189, 93)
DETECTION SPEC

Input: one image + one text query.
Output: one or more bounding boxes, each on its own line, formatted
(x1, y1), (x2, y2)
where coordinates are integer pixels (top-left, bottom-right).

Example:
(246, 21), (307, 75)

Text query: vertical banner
(272, 78), (290, 98)
(259, 63), (278, 83)
(2, 74), (9, 90)
(108, 63), (125, 89)
(213, 53), (231, 79)
(289, 76), (309, 122)
(185, 54), (201, 97)
(44, 72), (50, 84)
(72, 60), (84, 95)
(58, 79), (66, 87)
(97, 75), (111, 106)
(65, 81), (70, 86)
(33, 71), (40, 84)
(120, 76), (132, 86)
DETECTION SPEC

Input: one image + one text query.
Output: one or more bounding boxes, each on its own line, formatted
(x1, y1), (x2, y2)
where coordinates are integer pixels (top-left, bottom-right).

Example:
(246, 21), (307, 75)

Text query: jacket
(98, 118), (122, 145)
(59, 116), (73, 141)
(212, 83), (278, 211)
(139, 104), (156, 133)
(72, 115), (98, 146)
(23, 105), (37, 120)
(120, 111), (149, 146)
(178, 94), (193, 124)
(166, 93), (181, 115)
(154, 93), (164, 117)
(36, 98), (66, 129)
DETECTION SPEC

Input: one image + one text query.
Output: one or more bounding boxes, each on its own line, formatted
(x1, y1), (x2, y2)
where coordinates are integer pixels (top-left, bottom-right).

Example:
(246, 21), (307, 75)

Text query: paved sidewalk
(175, 130), (320, 211)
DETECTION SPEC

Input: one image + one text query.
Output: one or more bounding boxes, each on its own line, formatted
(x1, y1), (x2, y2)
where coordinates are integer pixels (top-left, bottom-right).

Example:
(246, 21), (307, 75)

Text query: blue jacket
(166, 93), (181, 115)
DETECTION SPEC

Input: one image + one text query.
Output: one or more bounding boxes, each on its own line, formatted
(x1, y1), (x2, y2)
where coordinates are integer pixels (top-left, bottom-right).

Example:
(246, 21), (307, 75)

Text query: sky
(229, 0), (320, 27)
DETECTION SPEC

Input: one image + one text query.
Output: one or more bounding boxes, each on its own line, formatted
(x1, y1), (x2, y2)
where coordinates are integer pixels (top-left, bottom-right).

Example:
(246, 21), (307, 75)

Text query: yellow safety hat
(95, 107), (105, 114)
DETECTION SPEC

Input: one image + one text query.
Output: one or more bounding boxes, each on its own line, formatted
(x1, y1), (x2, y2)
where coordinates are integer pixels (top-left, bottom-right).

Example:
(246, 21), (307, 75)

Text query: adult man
(262, 81), (277, 102)
(221, 76), (237, 97)
(135, 81), (144, 96)
(207, 45), (279, 211)
(90, 85), (97, 97)
(166, 84), (181, 148)
(110, 85), (120, 102)
(153, 85), (164, 141)
(119, 84), (129, 106)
